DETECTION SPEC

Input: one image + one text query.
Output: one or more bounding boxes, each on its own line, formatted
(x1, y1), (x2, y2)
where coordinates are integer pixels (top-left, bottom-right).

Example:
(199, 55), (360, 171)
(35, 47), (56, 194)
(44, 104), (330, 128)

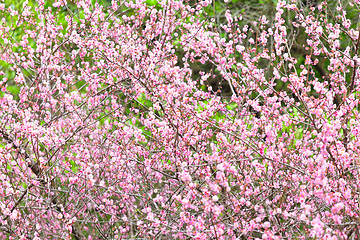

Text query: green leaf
(7, 85), (20, 95)
(214, 112), (225, 121)
(226, 102), (238, 111)
(146, 0), (157, 6)
(70, 160), (79, 173)
(295, 128), (303, 140)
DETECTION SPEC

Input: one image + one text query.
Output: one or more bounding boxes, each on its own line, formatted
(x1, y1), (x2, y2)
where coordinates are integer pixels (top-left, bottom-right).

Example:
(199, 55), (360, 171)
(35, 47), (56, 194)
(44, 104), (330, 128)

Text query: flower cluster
(0, 0), (360, 239)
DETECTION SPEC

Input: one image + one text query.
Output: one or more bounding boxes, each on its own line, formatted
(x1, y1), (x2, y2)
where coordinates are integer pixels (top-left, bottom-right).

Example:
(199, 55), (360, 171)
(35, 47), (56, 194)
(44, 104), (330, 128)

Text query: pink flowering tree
(1, 0), (360, 239)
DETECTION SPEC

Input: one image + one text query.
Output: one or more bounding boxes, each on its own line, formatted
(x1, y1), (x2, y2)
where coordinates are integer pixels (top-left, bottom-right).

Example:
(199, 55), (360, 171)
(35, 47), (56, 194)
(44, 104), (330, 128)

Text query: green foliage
(226, 102), (238, 111)
(213, 111), (225, 122)
(259, 0), (277, 4)
(137, 93), (153, 109)
(74, 80), (87, 93)
(6, 85), (20, 99)
(70, 160), (79, 173)
(146, 0), (158, 6)
(204, 1), (222, 16)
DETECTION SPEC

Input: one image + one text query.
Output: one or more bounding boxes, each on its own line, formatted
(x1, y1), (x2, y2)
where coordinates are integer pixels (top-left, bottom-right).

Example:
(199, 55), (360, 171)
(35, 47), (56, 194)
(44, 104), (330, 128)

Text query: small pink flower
(263, 221), (270, 229)
(331, 202), (344, 214)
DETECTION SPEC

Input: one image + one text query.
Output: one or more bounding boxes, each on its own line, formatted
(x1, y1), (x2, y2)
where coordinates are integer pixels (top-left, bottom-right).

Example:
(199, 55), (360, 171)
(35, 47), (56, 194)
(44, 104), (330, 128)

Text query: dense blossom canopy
(1, 0), (360, 239)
